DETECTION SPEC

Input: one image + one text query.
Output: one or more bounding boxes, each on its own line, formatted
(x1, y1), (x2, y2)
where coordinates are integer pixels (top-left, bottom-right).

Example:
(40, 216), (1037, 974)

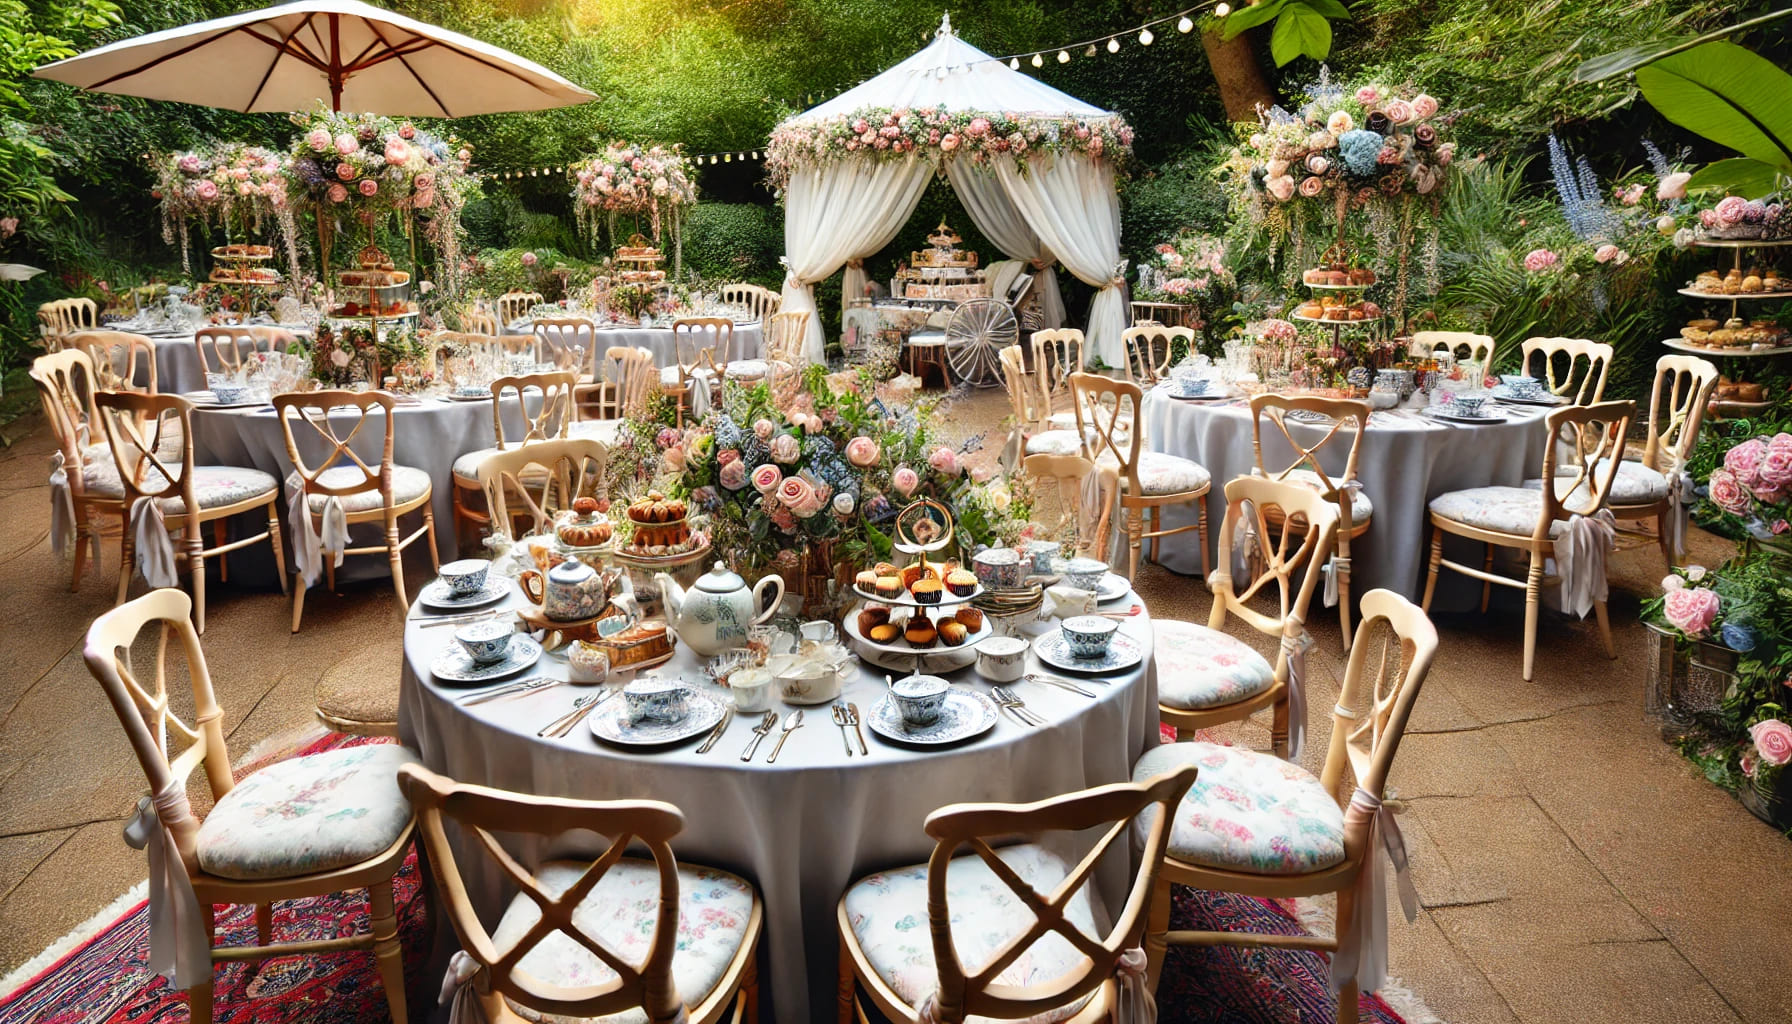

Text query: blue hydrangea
(1338, 130), (1384, 177)
(803, 434), (837, 462)
(712, 414), (741, 450)
(1720, 622), (1758, 653)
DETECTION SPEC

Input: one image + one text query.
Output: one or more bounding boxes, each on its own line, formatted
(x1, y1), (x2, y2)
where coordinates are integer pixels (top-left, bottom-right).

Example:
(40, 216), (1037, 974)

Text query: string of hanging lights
(484, 149), (769, 179)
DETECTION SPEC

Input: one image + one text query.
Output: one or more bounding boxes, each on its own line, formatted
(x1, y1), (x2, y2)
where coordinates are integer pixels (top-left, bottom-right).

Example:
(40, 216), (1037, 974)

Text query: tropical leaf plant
(1625, 39), (1792, 198)
(1221, 0), (1352, 67)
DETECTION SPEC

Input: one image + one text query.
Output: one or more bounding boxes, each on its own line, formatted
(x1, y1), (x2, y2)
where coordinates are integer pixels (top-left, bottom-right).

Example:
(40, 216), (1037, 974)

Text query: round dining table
(1140, 388), (1553, 610)
(398, 587), (1161, 1022)
(505, 318), (764, 371)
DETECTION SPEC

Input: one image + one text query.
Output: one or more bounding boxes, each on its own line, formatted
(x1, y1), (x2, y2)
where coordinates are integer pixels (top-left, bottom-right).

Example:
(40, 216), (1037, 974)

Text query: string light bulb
(1057, 49), (1069, 63)
(1009, 57), (1019, 69)
(1085, 44), (1098, 57)
(1139, 27), (1154, 45)
(1215, 3), (1230, 15)
(1178, 15), (1194, 32)
(1030, 53), (1043, 67)
(1107, 36), (1120, 53)
(725, 153), (732, 162)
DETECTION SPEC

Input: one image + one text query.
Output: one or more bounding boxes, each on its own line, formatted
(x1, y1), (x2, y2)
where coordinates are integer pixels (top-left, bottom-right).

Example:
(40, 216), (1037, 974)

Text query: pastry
(1743, 274), (1764, 293)
(1302, 268), (1325, 284)
(939, 621), (968, 647)
(955, 607), (984, 631)
(1360, 301), (1382, 319)
(855, 570), (879, 592)
(945, 569), (978, 597)
(899, 563), (928, 591)
(1295, 301), (1323, 319)
(869, 623), (902, 644)
(904, 619), (938, 647)
(873, 562), (900, 578)
(857, 604), (891, 634)
(1326, 270), (1349, 286)
(875, 576), (903, 599)
(911, 579), (943, 605)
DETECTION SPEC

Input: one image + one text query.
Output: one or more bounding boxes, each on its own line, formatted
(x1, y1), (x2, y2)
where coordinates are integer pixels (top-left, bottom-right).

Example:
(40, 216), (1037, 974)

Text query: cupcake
(911, 579), (944, 605)
(904, 619), (938, 648)
(945, 569), (978, 597)
(855, 570), (879, 592)
(875, 576), (903, 599)
(939, 621), (968, 647)
(874, 561), (900, 578)
(869, 623), (902, 644)
(899, 562), (928, 591)
(857, 604), (891, 635)
(954, 606), (984, 631)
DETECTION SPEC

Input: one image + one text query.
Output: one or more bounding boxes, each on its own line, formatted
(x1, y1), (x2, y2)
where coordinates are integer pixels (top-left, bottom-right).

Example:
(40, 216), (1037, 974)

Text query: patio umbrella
(32, 0), (594, 116)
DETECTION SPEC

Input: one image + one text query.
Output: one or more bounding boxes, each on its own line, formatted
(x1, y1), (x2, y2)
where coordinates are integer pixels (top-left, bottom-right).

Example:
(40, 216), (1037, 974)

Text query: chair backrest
(1068, 372), (1148, 490)
(764, 310), (809, 365)
(720, 282), (778, 323)
(999, 345), (1049, 432)
(492, 371), (577, 446)
(497, 291), (544, 325)
(918, 765), (1199, 1023)
(1249, 393), (1370, 528)
(29, 349), (106, 500)
(1531, 400), (1637, 538)
(397, 763), (693, 1022)
(38, 297), (100, 347)
(580, 346), (657, 421)
(1318, 589), (1439, 811)
(196, 325), (288, 376)
(1022, 452), (1114, 561)
(1519, 336), (1613, 406)
(83, 589), (237, 874)
(1208, 474), (1340, 649)
(273, 390), (398, 504)
(95, 390), (196, 511)
(1409, 330), (1494, 371)
(68, 330), (158, 395)
(1032, 329), (1085, 402)
(671, 317), (734, 372)
(478, 438), (610, 539)
(464, 307), (500, 336)
(1640, 355), (1720, 476)
(1120, 324), (1191, 385)
(533, 318), (597, 375)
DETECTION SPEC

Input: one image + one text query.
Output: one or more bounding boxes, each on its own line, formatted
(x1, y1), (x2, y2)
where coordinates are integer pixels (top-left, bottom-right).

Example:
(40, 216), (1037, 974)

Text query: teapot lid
(695, 561), (744, 592)
(549, 556), (596, 581)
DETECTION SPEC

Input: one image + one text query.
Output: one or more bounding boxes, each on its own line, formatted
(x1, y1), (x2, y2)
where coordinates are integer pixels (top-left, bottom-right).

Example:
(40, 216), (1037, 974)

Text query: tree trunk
(1202, 26), (1275, 123)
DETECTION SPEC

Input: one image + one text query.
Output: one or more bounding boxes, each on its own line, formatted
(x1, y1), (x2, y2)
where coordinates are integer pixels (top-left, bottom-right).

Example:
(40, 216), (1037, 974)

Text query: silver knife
(847, 702), (869, 756)
(1024, 672), (1097, 697)
(459, 676), (559, 705)
(739, 711), (778, 761)
(696, 706), (736, 754)
(766, 709), (804, 763)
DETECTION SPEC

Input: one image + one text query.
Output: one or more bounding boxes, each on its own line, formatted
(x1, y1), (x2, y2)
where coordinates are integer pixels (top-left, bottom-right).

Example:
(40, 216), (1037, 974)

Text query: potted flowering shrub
(1698, 432), (1792, 556)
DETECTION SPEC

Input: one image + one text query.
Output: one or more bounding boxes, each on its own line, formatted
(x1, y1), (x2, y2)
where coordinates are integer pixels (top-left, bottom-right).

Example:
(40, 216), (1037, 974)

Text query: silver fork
(992, 687), (1045, 727)
(739, 711), (778, 761)
(830, 703), (855, 756)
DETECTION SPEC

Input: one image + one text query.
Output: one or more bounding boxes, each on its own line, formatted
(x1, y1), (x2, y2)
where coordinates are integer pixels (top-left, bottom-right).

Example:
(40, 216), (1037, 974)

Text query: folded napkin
(1044, 584), (1098, 620)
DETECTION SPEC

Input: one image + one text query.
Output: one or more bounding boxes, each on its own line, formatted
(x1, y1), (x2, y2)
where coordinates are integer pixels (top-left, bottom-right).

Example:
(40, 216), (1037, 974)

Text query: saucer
(1093, 573), (1130, 603)
(418, 577), (511, 611)
(1421, 406), (1510, 425)
(1032, 629), (1146, 674)
(431, 634), (541, 685)
(866, 689), (999, 746)
(588, 690), (725, 747)
(180, 389), (267, 409)
(443, 391), (494, 402)
(1488, 386), (1565, 406)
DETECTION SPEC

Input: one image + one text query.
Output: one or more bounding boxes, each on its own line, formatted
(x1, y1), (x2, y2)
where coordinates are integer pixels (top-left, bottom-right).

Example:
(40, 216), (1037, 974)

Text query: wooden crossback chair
(835, 765), (1198, 1024)
(1031, 328), (1085, 414)
(720, 282), (779, 323)
(1022, 452), (1116, 563)
(70, 329), (159, 395)
(30, 348), (127, 590)
(398, 763), (764, 1024)
(1624, 355), (1720, 564)
(450, 372), (579, 542)
(533, 317), (598, 376)
(497, 291), (544, 326)
(1250, 393), (1373, 650)
(274, 390), (438, 632)
(84, 589), (415, 1024)
(1410, 330), (1494, 376)
(670, 317), (735, 420)
(1120, 323), (1193, 386)
(575, 345), (658, 426)
(463, 306), (501, 336)
(195, 325), (292, 377)
(478, 438), (611, 544)
(1070, 372), (1210, 580)
(37, 296), (100, 350)
(1518, 336), (1612, 405)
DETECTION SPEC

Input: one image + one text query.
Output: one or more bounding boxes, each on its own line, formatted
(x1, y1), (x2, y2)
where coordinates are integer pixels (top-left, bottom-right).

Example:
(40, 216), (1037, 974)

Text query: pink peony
(1327, 111), (1354, 135)
(967, 117), (991, 137)
(1715, 195), (1748, 225)
(662, 446), (687, 473)
(846, 436), (881, 467)
(777, 476), (827, 518)
(753, 418), (775, 441)
(1355, 85), (1380, 105)
(307, 128), (332, 152)
(1384, 99), (1415, 124)
(1411, 93), (1439, 119)
(939, 132), (960, 152)
(1750, 719), (1792, 766)
(1758, 433), (1792, 488)
(1662, 586), (1720, 637)
(719, 460), (749, 490)
(716, 448), (741, 467)
(1618, 183), (1646, 205)
(336, 162), (356, 180)
(1593, 244), (1628, 264)
(751, 464), (782, 493)
(334, 133), (359, 155)
(1707, 468), (1751, 514)
(358, 178), (379, 196)
(928, 446), (959, 475)
(892, 466), (919, 497)
(327, 183), (349, 203)
(520, 251), (538, 267)
(1723, 438), (1767, 488)
(194, 180), (219, 200)
(1298, 176), (1325, 197)
(383, 140), (409, 164)
(1522, 248), (1559, 273)
(770, 433), (801, 464)
(1266, 175), (1296, 201)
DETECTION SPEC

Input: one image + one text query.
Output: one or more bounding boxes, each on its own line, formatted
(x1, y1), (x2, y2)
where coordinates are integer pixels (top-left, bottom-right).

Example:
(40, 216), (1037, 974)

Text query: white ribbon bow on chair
(285, 472), (348, 588)
(1330, 788), (1420, 997)
(122, 783), (210, 988)
(48, 451), (79, 560)
(1668, 470), (1696, 561)
(1280, 630), (1313, 760)
(1553, 509), (1615, 619)
(917, 948), (1156, 1024)
(129, 496), (180, 588)
(439, 951), (493, 1024)
(1320, 555), (1350, 608)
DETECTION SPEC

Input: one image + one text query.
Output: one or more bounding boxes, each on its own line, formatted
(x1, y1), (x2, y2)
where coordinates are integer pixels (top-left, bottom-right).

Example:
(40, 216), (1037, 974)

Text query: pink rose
(1655, 171), (1691, 201)
(327, 183), (349, 203)
(1750, 719), (1792, 766)
(1775, 519), (1790, 535)
(1298, 176), (1325, 197)
(662, 446), (687, 473)
(770, 433), (801, 464)
(358, 178), (379, 196)
(751, 418), (774, 440)
(1619, 183), (1645, 205)
(1662, 586), (1720, 637)
(399, 123), (416, 139)
(1715, 196), (1748, 225)
(334, 133), (359, 155)
(1758, 434), (1792, 488)
(845, 436), (881, 467)
(1266, 158), (1290, 178)
(194, 180), (219, 200)
(851, 118), (869, 133)
(1266, 175), (1296, 201)
(928, 446), (959, 475)
(384, 140), (409, 164)
(751, 464), (782, 493)
(1707, 468), (1751, 514)
(521, 251), (538, 267)
(1593, 244), (1627, 264)
(777, 476), (826, 518)
(336, 162), (357, 180)
(1523, 248), (1558, 273)
(1384, 99), (1415, 124)
(1436, 142), (1455, 166)
(719, 460), (749, 490)
(1741, 750), (1759, 778)
(1305, 154), (1329, 175)
(716, 448), (740, 467)
(1723, 438), (1767, 488)
(1327, 111), (1354, 135)
(940, 132), (960, 152)
(1660, 575), (1685, 592)
(892, 466), (919, 497)
(1355, 85), (1380, 105)
(967, 117), (991, 137)
(306, 128), (332, 152)
(1410, 93), (1439, 119)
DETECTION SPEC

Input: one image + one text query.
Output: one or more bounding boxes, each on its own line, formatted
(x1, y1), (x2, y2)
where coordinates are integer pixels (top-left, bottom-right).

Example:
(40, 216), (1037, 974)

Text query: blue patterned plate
(431, 634), (542, 685)
(866, 689), (999, 747)
(1032, 629), (1145, 674)
(588, 690), (726, 747)
(418, 577), (511, 611)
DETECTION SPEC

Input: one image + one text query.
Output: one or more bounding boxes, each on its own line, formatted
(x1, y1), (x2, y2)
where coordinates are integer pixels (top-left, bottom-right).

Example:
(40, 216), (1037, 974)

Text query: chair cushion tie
(1329, 788), (1420, 996)
(122, 783), (209, 988)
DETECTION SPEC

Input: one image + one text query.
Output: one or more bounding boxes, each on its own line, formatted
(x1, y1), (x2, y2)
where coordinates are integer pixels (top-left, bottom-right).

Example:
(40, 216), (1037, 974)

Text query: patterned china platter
(442, 392), (495, 402)
(588, 689), (726, 747)
(866, 689), (999, 747)
(1093, 573), (1130, 603)
(418, 577), (512, 611)
(1488, 386), (1567, 406)
(1420, 406), (1512, 426)
(431, 634), (542, 685)
(1161, 386), (1231, 402)
(180, 389), (268, 409)
(1032, 629), (1145, 674)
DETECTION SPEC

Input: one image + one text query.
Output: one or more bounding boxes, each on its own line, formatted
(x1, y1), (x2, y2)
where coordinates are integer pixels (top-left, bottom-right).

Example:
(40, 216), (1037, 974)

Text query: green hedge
(681, 203), (783, 288)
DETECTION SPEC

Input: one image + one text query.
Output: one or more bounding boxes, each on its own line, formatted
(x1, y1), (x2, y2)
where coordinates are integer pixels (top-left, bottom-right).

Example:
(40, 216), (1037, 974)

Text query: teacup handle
(519, 571), (545, 606)
(751, 575), (785, 626)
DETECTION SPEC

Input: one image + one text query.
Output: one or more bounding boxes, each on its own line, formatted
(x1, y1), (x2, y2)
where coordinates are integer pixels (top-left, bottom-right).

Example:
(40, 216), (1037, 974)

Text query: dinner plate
(1094, 573), (1130, 603)
(588, 690), (726, 747)
(1032, 630), (1146, 674)
(1163, 390), (1232, 402)
(866, 690), (999, 747)
(431, 634), (541, 685)
(418, 577), (512, 611)
(1488, 386), (1566, 406)
(180, 389), (269, 409)
(1420, 406), (1511, 425)
(442, 392), (494, 402)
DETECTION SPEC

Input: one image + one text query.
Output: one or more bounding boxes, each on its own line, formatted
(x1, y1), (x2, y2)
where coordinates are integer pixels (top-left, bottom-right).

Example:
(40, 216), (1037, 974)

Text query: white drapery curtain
(781, 155), (932, 365)
(991, 153), (1125, 368)
(945, 158), (1065, 329)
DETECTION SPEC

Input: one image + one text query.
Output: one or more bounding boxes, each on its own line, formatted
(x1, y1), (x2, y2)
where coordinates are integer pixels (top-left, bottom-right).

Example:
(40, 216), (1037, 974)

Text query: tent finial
(937, 12), (953, 37)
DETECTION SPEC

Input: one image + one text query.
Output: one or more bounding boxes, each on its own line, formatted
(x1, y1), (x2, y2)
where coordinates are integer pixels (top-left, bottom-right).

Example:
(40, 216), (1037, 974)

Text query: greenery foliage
(680, 203), (782, 288)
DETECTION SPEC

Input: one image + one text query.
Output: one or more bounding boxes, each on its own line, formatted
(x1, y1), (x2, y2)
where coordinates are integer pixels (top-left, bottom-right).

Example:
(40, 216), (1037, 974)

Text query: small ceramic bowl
(439, 558), (489, 596)
(453, 384), (488, 398)
(454, 620), (514, 665)
(971, 548), (1025, 590)
(975, 635), (1030, 682)
(209, 383), (250, 405)
(567, 642), (610, 684)
(890, 674), (951, 727)
(624, 676), (690, 724)
(1177, 377), (1210, 396)
(1064, 557), (1109, 593)
(1061, 615), (1120, 660)
(1022, 540), (1061, 575)
(1500, 374), (1544, 397)
(1451, 393), (1489, 418)
(799, 620), (837, 646)
(730, 668), (777, 713)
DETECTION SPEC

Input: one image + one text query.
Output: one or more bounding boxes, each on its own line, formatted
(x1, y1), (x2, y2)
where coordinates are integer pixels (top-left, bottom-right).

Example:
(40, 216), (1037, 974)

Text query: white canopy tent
(771, 14), (1133, 367)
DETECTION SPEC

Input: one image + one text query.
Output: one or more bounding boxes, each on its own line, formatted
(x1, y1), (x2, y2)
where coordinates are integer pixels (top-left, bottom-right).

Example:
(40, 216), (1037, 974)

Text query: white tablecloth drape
(502, 322), (764, 376)
(781, 156), (933, 366)
(399, 591), (1160, 1023)
(945, 158), (1065, 329)
(992, 153), (1125, 368)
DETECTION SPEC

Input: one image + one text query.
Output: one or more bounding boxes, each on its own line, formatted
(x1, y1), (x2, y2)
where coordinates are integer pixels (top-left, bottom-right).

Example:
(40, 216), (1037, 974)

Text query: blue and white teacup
(1177, 377), (1211, 397)
(454, 620), (514, 665)
(439, 558), (489, 596)
(624, 676), (690, 724)
(1451, 393), (1489, 418)
(891, 674), (951, 727)
(1061, 615), (1120, 660)
(1064, 558), (1109, 593)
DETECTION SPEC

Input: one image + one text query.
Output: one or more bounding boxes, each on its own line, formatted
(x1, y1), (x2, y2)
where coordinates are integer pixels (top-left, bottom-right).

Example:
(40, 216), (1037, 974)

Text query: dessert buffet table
(397, 587), (1160, 1022)
(1141, 388), (1551, 607)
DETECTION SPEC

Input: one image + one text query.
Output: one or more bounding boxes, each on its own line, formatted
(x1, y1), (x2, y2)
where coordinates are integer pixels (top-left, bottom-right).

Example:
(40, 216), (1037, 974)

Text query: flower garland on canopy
(1219, 71), (1458, 322)
(285, 108), (477, 299)
(569, 141), (698, 245)
(149, 143), (300, 276)
(766, 107), (1134, 190)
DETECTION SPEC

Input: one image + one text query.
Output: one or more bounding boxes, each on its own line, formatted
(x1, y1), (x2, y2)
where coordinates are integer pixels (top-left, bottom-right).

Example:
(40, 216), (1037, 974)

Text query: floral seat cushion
(569, 419), (625, 446)
(1525, 459), (1668, 505)
(1132, 742), (1346, 876)
(1153, 620), (1276, 710)
(1429, 486), (1565, 537)
(1025, 429), (1088, 457)
(451, 446), (504, 482)
(724, 359), (792, 381)
(195, 743), (419, 881)
(305, 465), (431, 513)
(492, 859), (757, 1024)
(1095, 451), (1210, 496)
(155, 466), (280, 514)
(80, 457), (126, 499)
(842, 843), (1098, 1024)
(1281, 468), (1373, 522)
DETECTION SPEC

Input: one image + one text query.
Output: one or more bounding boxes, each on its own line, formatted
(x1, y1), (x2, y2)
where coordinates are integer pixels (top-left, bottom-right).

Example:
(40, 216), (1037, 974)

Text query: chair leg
(1334, 884), (1361, 1024)
(189, 903), (217, 1024)
(116, 532), (135, 607)
(836, 932), (857, 1024)
(1657, 506), (1676, 568)
(1143, 875), (1172, 992)
(291, 576), (307, 634)
(1271, 687), (1290, 758)
(1522, 555), (1544, 681)
(256, 902), (273, 946)
(213, 520), (229, 582)
(324, 553), (336, 593)
(187, 537), (207, 635)
(739, 947), (760, 1024)
(1337, 538), (1353, 653)
(266, 501), (289, 596)
(1125, 507), (1143, 580)
(1148, 505), (1162, 563)
(424, 503), (441, 573)
(1195, 500), (1209, 580)
(1480, 543), (1494, 613)
(72, 516), (91, 591)
(388, 522), (409, 612)
(1594, 598), (1615, 659)
(368, 880), (409, 1024)
(1420, 528), (1443, 613)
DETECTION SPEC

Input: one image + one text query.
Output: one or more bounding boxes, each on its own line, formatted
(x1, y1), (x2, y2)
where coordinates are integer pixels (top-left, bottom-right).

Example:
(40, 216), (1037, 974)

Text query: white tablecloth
(1140, 391), (1551, 609)
(109, 326), (313, 394)
(503, 320), (764, 371)
(398, 590), (1159, 1021)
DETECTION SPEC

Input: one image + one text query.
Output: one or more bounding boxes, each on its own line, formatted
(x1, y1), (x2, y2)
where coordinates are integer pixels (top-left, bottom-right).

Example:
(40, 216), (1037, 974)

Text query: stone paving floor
(2, 389), (1789, 1023)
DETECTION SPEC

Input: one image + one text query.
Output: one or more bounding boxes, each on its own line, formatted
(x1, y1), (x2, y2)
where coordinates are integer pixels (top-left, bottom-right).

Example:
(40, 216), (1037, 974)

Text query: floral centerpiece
(1134, 233), (1233, 323)
(766, 107), (1134, 190)
(569, 141), (698, 246)
(150, 143), (300, 275)
(305, 320), (431, 389)
(1699, 432), (1792, 544)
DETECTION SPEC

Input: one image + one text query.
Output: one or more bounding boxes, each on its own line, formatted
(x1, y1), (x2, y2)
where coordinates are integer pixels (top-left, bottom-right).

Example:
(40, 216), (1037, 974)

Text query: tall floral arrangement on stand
(149, 143), (300, 276)
(569, 142), (697, 275)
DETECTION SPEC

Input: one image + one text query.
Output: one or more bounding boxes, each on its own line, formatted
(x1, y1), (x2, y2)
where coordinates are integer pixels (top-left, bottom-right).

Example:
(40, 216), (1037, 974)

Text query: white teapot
(654, 562), (784, 657)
